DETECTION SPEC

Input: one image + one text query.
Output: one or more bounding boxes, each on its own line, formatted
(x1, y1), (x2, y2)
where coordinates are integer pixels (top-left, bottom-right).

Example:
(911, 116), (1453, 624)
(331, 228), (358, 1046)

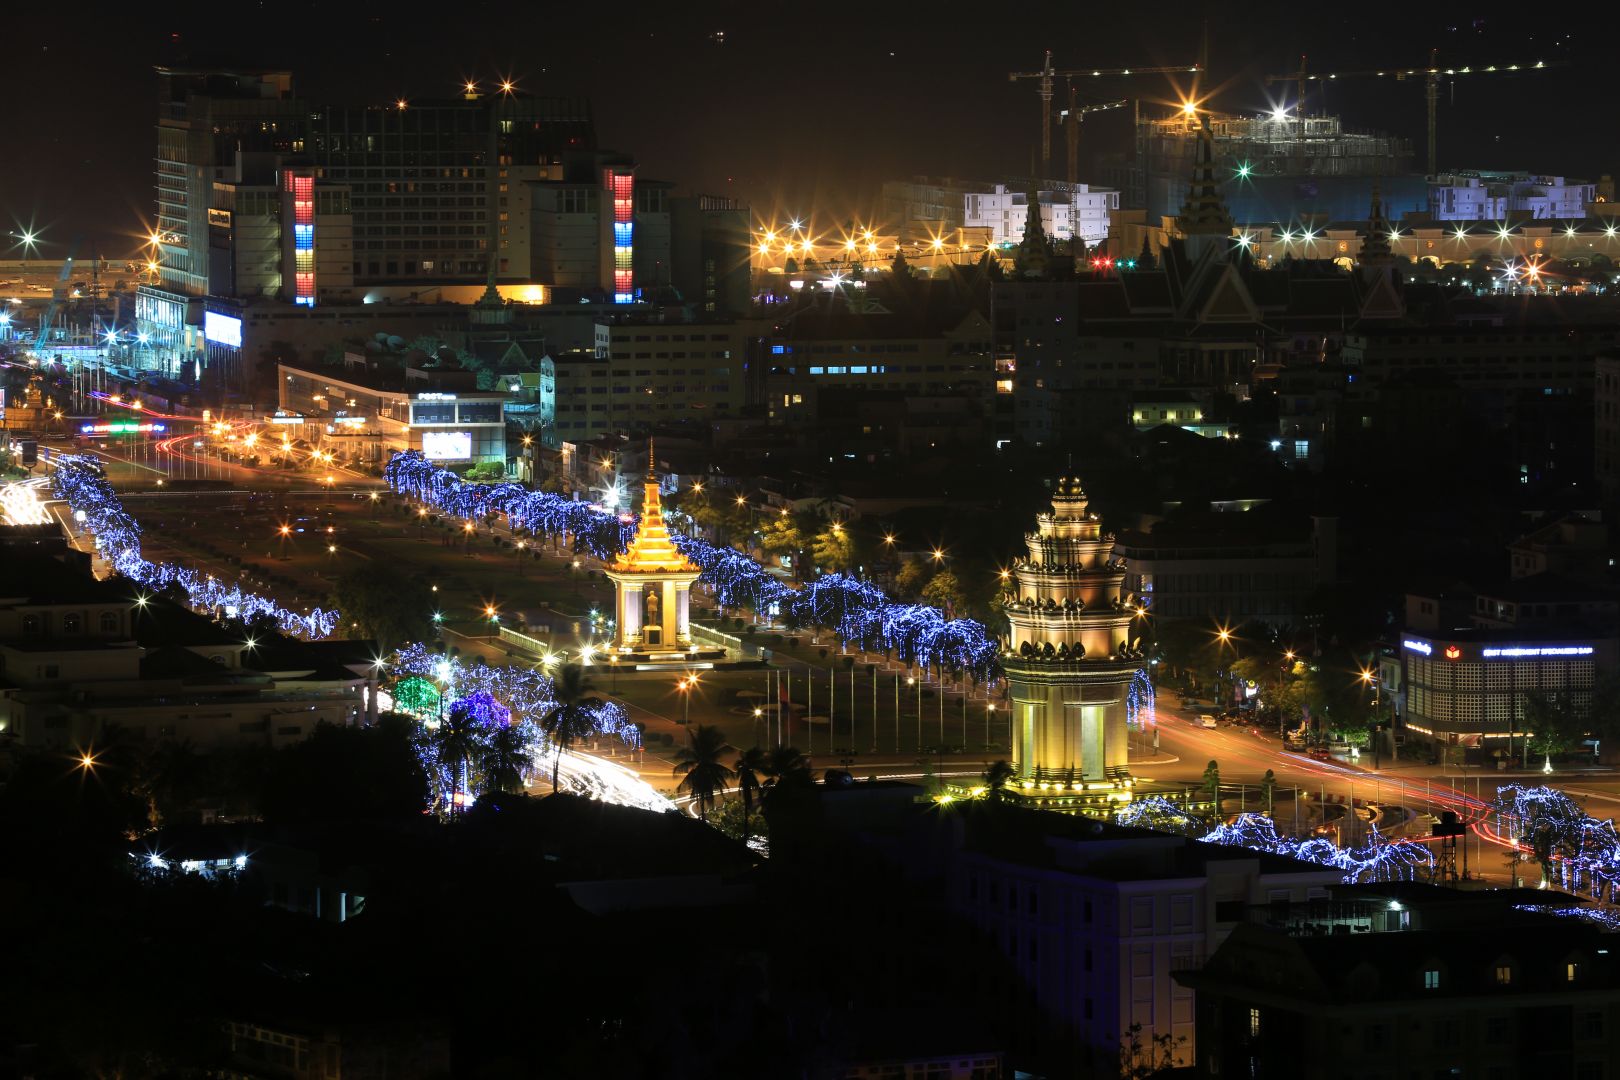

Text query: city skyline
(4, 4), (1604, 251)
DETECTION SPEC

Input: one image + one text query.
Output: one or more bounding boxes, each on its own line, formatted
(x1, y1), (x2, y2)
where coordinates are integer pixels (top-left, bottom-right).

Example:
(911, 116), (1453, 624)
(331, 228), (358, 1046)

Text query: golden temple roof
(609, 443), (699, 574)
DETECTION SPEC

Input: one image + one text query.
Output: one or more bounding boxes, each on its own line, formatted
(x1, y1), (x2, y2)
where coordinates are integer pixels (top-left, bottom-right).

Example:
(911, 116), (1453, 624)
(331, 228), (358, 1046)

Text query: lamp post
(987, 701), (996, 750)
(1278, 650), (1294, 741)
(1360, 669), (1378, 769)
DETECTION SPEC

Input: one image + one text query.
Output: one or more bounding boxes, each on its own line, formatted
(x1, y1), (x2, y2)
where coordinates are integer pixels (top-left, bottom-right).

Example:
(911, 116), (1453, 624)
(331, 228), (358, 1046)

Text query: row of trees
(671, 724), (818, 843)
(673, 491), (999, 622)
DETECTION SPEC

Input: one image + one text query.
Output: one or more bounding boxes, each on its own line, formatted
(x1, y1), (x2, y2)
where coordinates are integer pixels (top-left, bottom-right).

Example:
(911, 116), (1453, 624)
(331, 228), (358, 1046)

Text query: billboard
(203, 311), (243, 348)
(422, 431), (472, 460)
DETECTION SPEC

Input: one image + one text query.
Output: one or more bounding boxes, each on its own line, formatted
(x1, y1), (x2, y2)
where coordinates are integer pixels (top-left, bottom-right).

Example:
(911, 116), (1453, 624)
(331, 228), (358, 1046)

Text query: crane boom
(23, 241), (80, 353)
(1263, 56), (1564, 174)
(1009, 51), (1201, 169)
(1061, 96), (1126, 186)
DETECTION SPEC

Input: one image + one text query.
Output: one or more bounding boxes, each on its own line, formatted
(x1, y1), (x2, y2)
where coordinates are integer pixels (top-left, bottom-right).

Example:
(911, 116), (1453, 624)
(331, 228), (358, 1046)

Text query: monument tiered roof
(608, 441), (698, 575)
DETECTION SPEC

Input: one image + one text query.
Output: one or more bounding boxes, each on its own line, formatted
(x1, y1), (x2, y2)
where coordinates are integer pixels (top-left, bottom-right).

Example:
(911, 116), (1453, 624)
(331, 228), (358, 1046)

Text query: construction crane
(1009, 51), (1201, 170)
(21, 240), (79, 354)
(1061, 95), (1126, 186)
(1265, 52), (1565, 175)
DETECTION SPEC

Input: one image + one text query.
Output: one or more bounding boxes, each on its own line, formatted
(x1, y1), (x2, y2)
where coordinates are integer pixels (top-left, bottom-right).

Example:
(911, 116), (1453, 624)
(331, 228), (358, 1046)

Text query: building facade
(946, 804), (1340, 1073)
(1429, 172), (1596, 221)
(965, 184), (1118, 248)
(1397, 570), (1620, 760)
(1114, 514), (1337, 624)
(277, 361), (509, 468)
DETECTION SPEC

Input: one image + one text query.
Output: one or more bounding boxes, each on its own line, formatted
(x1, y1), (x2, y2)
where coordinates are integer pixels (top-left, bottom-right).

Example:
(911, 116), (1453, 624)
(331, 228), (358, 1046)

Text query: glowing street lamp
(677, 673), (700, 724)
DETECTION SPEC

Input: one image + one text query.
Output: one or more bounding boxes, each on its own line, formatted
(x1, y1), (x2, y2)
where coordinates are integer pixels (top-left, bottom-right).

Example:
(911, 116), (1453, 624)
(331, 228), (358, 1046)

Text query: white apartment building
(964, 184), (1118, 248)
(951, 810), (1340, 1071)
(1429, 172), (1596, 221)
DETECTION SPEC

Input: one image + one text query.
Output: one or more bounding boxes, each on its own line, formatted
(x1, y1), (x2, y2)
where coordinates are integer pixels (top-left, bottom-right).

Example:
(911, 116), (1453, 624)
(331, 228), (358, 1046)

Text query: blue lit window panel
(771, 345), (785, 354)
(614, 223), (634, 246)
(851, 365), (869, 374)
(809, 366), (824, 375)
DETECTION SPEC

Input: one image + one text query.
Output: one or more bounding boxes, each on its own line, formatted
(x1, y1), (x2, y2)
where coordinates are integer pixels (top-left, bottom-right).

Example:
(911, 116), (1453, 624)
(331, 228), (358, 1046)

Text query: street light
(677, 673), (700, 724)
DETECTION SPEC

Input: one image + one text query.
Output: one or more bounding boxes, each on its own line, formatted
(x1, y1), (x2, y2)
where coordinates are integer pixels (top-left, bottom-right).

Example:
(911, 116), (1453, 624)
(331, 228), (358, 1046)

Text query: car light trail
(0, 477), (53, 525)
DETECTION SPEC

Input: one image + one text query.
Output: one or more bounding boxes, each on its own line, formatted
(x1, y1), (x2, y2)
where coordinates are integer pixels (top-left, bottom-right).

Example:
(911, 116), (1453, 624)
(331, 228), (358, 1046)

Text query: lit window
(1568, 962), (1579, 983)
(1424, 969), (1440, 989)
(1495, 965), (1513, 986)
(1248, 1007), (1261, 1037)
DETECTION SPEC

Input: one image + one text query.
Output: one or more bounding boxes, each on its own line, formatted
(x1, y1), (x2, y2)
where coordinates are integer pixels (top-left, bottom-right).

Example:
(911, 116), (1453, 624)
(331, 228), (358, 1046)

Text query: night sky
(2, 2), (1604, 253)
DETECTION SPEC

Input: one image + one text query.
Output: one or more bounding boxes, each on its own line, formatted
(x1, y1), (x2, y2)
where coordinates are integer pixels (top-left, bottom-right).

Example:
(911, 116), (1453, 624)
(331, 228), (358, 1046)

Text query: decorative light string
(384, 451), (1003, 680)
(1116, 796), (1436, 883)
(390, 641), (640, 812)
(1491, 784), (1620, 902)
(51, 455), (338, 638)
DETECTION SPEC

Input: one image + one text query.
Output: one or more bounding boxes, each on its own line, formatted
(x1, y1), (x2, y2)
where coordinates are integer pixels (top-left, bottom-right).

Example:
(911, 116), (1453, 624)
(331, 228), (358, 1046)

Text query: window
(1423, 969), (1440, 989)
(1248, 1008), (1261, 1037)
(1582, 1012), (1603, 1039)
(1568, 962), (1580, 983)
(1495, 964), (1513, 986)
(21, 614), (39, 635)
(100, 612), (119, 633)
(62, 614), (81, 634)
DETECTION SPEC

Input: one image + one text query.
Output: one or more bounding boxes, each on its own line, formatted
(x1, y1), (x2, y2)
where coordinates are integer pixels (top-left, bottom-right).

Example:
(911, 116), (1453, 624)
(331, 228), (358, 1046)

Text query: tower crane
(20, 239), (79, 354)
(1061, 95), (1126, 186)
(1009, 51), (1201, 170)
(1264, 51), (1565, 175)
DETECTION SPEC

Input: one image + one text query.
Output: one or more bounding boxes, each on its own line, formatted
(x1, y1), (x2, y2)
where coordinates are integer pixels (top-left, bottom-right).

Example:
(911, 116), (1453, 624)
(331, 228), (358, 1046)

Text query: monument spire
(1175, 114), (1234, 246)
(1358, 180), (1394, 267)
(1015, 174), (1051, 279)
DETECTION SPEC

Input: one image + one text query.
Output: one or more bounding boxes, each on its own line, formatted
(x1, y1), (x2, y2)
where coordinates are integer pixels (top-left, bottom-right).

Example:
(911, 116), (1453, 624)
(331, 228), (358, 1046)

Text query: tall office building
(155, 67), (597, 296)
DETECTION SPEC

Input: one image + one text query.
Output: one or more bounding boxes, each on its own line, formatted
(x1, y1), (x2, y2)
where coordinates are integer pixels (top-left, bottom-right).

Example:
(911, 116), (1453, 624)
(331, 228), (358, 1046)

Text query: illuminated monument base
(998, 475), (1143, 809)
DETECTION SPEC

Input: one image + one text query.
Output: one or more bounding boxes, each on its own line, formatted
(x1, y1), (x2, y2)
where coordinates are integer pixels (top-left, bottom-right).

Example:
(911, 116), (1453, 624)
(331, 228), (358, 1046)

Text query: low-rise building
(550, 320), (761, 443)
(1397, 573), (1619, 762)
(277, 359), (511, 469)
(965, 183), (1118, 248)
(0, 553), (365, 749)
(1179, 882), (1620, 1080)
(1115, 510), (1338, 624)
(1429, 171), (1597, 221)
(820, 789), (1340, 1075)
(1598, 356), (1620, 509)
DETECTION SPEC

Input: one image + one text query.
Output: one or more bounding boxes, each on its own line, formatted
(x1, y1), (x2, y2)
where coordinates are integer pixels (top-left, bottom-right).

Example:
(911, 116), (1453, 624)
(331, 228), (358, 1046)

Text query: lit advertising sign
(422, 431), (472, 460)
(203, 311), (243, 348)
(1481, 645), (1595, 658)
(415, 392), (458, 401)
(1402, 639), (1432, 656)
(79, 422), (167, 435)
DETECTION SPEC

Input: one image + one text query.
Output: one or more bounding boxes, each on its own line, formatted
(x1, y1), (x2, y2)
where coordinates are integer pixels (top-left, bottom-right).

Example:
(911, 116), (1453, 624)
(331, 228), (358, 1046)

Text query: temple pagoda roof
(608, 441), (699, 575)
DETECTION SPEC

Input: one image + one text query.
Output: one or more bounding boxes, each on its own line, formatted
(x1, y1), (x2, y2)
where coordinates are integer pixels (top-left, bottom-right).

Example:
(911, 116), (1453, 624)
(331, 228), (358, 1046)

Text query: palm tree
(673, 724), (735, 820)
(430, 706), (481, 812)
(482, 721), (537, 795)
(734, 746), (769, 839)
(540, 663), (602, 791)
(982, 759), (1017, 803)
(761, 744), (811, 787)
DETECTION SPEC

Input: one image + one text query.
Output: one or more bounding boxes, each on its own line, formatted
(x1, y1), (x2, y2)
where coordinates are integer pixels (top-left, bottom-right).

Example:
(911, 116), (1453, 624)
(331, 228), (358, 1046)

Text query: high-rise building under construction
(1098, 108), (1421, 225)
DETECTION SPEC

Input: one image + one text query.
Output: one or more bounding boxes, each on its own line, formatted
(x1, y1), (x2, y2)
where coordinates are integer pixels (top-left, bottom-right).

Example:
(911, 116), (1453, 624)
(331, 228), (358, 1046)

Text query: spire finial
(646, 435), (656, 481)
